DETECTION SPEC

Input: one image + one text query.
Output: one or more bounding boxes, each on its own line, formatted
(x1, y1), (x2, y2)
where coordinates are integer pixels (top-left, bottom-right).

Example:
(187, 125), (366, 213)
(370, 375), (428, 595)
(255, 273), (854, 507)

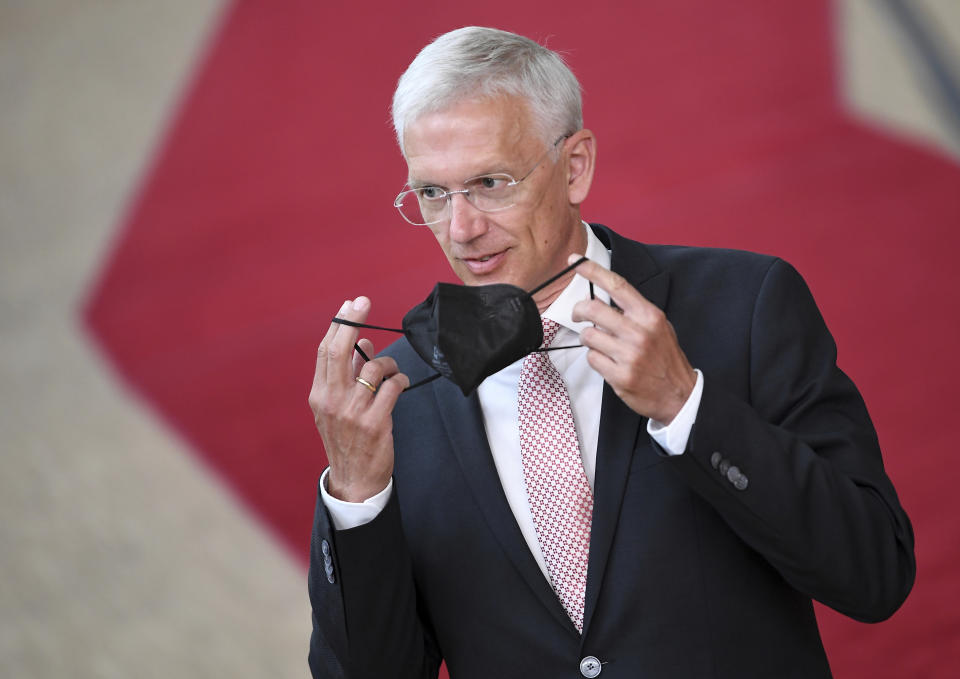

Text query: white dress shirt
(321, 223), (704, 583)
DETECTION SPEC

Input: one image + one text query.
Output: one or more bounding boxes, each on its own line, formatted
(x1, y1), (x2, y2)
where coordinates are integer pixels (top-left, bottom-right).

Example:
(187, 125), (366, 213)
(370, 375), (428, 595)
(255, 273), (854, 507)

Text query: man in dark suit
(307, 27), (915, 678)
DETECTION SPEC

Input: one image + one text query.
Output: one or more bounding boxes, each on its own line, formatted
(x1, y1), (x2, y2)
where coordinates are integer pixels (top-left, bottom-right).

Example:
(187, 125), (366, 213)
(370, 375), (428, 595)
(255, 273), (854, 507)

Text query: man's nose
(447, 193), (488, 243)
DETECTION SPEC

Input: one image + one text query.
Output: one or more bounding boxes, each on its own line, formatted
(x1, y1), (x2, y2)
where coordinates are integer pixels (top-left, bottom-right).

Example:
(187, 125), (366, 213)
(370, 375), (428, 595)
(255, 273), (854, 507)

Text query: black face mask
(333, 256), (592, 396)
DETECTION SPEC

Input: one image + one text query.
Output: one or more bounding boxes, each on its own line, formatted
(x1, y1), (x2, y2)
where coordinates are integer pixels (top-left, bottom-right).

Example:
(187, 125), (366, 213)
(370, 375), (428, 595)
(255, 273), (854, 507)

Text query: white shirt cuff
(647, 369), (704, 456)
(319, 467), (393, 531)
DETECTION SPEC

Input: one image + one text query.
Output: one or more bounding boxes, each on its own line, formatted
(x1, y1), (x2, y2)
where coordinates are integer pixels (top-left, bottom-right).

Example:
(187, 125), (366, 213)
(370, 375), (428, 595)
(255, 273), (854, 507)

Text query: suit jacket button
(579, 656), (602, 678)
(727, 466), (748, 490)
(324, 561), (335, 584)
(321, 539), (331, 557)
(719, 459), (731, 476)
(710, 452), (722, 469)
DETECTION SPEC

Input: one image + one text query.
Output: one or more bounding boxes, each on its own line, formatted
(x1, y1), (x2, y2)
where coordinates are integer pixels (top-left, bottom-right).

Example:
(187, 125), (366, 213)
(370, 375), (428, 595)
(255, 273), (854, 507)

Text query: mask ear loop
(527, 256), (589, 297)
(330, 317), (442, 391)
(527, 256), (594, 353)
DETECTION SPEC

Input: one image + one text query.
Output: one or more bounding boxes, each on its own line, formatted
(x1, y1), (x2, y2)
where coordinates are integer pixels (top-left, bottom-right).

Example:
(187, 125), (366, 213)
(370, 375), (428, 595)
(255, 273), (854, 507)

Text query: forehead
(403, 95), (539, 183)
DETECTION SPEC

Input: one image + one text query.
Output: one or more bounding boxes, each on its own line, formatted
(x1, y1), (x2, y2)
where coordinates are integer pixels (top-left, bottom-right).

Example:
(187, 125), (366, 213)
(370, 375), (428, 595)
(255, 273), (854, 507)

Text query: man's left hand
(569, 255), (697, 425)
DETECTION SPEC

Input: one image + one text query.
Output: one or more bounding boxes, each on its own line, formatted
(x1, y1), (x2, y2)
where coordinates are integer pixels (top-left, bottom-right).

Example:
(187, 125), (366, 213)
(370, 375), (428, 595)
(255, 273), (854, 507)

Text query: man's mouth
(462, 250), (507, 274)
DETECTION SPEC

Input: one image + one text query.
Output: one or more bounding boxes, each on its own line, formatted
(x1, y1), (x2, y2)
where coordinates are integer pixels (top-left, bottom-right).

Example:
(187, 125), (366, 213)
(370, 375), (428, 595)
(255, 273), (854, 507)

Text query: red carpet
(85, 1), (960, 675)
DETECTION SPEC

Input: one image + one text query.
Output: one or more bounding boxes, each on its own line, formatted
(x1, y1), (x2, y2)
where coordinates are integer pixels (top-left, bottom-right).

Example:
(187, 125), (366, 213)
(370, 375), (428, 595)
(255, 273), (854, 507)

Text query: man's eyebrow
(408, 178), (444, 189)
(408, 163), (514, 189)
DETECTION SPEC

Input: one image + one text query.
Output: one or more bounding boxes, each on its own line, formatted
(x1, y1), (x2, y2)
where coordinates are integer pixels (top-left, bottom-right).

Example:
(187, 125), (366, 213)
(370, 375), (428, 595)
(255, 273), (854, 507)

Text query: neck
(533, 219), (588, 313)
(532, 272), (576, 313)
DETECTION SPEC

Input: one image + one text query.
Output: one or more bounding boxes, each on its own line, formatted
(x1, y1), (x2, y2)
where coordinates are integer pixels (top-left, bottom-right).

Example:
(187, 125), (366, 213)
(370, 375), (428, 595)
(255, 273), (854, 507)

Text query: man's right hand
(309, 296), (409, 503)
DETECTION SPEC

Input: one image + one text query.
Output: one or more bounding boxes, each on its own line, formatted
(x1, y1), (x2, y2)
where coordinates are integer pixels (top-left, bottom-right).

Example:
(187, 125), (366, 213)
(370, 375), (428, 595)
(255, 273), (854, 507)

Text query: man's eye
(475, 176), (508, 191)
(420, 187), (445, 200)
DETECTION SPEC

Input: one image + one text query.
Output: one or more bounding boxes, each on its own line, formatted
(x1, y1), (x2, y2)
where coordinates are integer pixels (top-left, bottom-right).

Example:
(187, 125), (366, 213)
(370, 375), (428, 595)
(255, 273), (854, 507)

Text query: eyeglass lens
(397, 174), (518, 226)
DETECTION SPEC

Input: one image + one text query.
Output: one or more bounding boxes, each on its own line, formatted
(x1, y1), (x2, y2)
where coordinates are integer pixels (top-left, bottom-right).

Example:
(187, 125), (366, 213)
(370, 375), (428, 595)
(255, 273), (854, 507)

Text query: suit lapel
(431, 375), (575, 633)
(581, 225), (671, 639)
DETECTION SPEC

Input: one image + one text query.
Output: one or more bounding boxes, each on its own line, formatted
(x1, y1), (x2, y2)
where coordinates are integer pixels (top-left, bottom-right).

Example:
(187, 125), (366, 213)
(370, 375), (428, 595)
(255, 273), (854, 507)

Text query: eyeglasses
(393, 135), (569, 226)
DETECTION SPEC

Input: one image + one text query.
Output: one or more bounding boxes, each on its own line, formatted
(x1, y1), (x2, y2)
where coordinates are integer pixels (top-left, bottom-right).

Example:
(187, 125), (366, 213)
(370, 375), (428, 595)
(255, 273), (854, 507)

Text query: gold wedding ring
(355, 376), (376, 393)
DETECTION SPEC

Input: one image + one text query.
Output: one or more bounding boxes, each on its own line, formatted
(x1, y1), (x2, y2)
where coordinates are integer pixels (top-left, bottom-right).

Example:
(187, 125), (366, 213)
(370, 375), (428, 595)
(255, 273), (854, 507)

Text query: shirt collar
(543, 222), (612, 335)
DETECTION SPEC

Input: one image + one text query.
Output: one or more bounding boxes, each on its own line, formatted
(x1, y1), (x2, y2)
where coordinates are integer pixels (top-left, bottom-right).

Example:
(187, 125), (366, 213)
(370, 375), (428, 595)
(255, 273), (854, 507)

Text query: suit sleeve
(308, 477), (442, 679)
(666, 258), (915, 622)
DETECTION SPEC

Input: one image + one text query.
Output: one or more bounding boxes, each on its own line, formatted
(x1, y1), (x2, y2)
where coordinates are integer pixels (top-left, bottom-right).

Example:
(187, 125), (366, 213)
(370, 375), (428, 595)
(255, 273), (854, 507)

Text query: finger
(356, 356), (400, 389)
(352, 338), (375, 378)
(322, 299), (352, 345)
(327, 296), (371, 385)
(368, 366), (410, 421)
(579, 323), (631, 365)
(584, 346), (622, 384)
(567, 254), (656, 317)
(348, 355), (400, 405)
(572, 297), (631, 333)
(316, 300), (352, 386)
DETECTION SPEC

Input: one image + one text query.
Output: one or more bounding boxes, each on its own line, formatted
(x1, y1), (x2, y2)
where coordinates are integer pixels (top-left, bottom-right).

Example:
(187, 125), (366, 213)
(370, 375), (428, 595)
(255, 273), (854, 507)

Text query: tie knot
(541, 318), (561, 348)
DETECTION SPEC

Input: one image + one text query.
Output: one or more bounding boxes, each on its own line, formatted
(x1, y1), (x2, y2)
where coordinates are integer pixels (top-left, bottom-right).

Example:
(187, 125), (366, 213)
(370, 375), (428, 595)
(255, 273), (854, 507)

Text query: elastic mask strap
(536, 344), (581, 353)
(527, 256), (589, 296)
(527, 255), (594, 354)
(404, 373), (443, 390)
(330, 316), (441, 391)
(331, 317), (403, 334)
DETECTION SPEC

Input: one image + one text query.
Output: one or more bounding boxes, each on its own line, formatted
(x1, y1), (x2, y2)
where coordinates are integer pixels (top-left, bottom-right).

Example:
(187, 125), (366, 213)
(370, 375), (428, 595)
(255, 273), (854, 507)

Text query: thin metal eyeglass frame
(393, 134), (571, 226)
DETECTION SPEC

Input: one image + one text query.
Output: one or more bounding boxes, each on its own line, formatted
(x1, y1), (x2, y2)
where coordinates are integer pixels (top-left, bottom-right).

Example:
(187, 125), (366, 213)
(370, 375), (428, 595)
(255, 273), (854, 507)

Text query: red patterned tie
(518, 317), (594, 632)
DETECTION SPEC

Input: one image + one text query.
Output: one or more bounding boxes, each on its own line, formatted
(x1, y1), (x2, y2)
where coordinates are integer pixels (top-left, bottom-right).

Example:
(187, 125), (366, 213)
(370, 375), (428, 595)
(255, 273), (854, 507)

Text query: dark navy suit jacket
(308, 225), (915, 678)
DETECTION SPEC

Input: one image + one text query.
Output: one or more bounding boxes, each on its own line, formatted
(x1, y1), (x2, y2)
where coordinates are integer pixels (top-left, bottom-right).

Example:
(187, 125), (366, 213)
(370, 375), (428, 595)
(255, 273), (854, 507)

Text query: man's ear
(566, 129), (597, 206)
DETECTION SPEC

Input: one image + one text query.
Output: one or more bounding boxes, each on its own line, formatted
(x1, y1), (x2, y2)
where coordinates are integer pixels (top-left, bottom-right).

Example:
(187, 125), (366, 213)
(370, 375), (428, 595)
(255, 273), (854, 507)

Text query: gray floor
(0, 1), (957, 677)
(1, 3), (310, 678)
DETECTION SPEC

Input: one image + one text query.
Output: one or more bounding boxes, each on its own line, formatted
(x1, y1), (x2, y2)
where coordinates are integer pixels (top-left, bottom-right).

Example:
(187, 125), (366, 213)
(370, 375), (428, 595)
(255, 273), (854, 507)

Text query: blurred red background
(84, 1), (960, 675)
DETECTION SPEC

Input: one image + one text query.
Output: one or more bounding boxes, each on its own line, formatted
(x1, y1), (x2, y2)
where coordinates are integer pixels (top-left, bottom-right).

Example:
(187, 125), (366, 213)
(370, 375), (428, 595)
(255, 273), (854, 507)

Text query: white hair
(391, 26), (583, 155)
